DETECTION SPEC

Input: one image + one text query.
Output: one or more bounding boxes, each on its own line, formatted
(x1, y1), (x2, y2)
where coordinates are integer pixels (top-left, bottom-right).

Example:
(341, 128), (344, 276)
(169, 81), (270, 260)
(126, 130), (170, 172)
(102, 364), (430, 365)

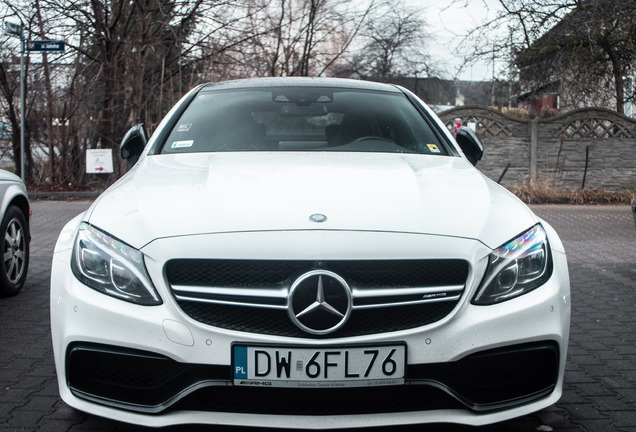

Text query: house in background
(514, 2), (635, 118)
(388, 77), (512, 112)
(514, 81), (560, 118)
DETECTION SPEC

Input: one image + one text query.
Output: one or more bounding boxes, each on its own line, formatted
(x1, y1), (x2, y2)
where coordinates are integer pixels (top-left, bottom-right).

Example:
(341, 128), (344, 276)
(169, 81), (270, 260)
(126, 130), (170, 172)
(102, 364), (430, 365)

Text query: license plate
(232, 344), (406, 388)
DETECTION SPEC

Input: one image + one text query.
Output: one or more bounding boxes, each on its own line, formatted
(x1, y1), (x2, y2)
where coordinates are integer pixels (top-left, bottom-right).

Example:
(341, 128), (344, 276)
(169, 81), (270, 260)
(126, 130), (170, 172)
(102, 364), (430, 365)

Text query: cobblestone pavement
(0, 201), (634, 432)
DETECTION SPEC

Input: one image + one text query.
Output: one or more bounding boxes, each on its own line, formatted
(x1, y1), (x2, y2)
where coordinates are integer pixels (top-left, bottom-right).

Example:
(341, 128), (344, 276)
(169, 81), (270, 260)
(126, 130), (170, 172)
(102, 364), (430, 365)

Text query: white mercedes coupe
(51, 77), (570, 429)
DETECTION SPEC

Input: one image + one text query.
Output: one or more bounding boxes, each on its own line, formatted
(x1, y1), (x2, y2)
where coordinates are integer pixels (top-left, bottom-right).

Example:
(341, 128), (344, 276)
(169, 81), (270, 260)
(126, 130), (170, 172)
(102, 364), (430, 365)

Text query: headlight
(71, 223), (162, 305)
(473, 224), (552, 305)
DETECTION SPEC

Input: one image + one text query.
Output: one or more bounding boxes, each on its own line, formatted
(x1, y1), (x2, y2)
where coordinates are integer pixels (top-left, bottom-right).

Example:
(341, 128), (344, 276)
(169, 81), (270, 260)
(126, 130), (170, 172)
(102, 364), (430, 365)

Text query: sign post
(4, 21), (25, 182)
(4, 21), (66, 182)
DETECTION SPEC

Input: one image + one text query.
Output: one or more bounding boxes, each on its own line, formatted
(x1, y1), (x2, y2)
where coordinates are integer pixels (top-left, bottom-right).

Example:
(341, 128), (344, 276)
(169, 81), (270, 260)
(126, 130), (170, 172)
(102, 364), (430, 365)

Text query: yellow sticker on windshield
(427, 144), (441, 153)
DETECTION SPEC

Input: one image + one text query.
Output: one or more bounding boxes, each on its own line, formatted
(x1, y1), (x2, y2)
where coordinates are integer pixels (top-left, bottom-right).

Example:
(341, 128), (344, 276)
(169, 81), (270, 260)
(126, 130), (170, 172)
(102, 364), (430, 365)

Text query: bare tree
(0, 59), (34, 180)
(0, 2), (50, 182)
(216, 0), (371, 78)
(333, 1), (434, 81)
(452, 0), (578, 67)
(454, 0), (636, 114)
(3, 0), (244, 183)
(517, 0), (636, 114)
(0, 0), (437, 187)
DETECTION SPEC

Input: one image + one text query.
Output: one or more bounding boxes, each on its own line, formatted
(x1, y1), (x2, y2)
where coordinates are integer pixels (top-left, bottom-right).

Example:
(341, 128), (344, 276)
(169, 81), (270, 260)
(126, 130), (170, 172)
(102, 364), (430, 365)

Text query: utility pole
(491, 46), (496, 107)
(19, 28), (25, 182)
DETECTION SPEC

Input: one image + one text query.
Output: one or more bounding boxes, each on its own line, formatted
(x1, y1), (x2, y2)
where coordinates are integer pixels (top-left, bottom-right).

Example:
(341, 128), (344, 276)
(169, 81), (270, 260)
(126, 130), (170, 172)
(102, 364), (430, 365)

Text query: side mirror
(120, 124), (148, 166)
(455, 126), (483, 166)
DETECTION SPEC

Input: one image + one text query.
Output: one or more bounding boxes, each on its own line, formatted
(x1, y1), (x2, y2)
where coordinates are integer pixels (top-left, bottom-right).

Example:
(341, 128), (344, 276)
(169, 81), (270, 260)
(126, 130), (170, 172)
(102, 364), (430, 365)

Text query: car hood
(0, 169), (23, 183)
(87, 153), (537, 250)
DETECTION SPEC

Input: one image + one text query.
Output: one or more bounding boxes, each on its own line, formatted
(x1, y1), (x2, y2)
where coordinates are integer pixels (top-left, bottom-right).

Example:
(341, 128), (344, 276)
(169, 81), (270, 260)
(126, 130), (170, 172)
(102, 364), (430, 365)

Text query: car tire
(0, 205), (29, 297)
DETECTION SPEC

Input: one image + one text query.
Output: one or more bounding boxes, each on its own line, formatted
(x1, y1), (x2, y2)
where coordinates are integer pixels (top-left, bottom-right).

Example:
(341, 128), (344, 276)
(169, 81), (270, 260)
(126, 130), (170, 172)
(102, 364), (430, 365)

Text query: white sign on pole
(4, 22), (22, 37)
(86, 149), (114, 174)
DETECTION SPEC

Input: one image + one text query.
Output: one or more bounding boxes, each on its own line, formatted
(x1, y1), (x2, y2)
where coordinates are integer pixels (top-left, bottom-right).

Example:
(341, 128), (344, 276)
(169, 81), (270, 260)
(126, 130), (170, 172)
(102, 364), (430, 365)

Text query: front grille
(66, 344), (227, 410)
(166, 259), (468, 288)
(171, 385), (463, 415)
(178, 301), (457, 338)
(409, 342), (560, 409)
(166, 259), (469, 337)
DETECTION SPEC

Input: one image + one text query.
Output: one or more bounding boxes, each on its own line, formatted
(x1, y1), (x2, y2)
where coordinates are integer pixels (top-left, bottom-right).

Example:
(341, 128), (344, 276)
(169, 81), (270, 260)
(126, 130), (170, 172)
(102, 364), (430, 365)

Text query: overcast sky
(411, 0), (503, 80)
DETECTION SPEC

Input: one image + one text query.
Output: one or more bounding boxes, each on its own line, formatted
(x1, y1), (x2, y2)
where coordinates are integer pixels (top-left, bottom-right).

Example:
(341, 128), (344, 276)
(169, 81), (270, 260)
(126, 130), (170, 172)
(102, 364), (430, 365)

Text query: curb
(29, 191), (100, 201)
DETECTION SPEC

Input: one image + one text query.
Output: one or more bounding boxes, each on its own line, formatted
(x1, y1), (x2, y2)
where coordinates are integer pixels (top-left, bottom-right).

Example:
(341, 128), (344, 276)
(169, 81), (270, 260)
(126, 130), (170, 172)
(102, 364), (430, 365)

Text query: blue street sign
(0, 123), (11, 140)
(26, 40), (65, 52)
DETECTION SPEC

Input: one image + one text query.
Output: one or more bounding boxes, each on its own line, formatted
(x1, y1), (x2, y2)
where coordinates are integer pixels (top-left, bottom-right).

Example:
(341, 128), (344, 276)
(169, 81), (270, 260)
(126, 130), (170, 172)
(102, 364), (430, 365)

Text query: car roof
(200, 77), (404, 93)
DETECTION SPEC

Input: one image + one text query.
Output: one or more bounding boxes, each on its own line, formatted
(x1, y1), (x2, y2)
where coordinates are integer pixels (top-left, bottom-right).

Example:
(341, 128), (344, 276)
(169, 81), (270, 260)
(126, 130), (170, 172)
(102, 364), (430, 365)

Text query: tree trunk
(35, 0), (57, 183)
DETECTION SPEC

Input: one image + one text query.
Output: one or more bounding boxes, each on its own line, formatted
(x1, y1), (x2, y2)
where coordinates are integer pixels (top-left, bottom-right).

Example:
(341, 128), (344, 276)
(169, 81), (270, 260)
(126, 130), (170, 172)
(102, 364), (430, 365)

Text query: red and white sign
(86, 149), (114, 174)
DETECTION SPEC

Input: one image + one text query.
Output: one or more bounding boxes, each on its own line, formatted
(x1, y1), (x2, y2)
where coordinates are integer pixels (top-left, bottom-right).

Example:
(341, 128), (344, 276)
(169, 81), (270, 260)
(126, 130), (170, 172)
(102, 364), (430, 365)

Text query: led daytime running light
(71, 223), (162, 306)
(473, 224), (551, 305)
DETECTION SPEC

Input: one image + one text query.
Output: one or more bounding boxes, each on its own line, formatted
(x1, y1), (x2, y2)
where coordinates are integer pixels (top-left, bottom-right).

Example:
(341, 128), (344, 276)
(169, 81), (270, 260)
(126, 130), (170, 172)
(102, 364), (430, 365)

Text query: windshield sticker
(178, 124), (192, 132)
(171, 140), (194, 149)
(427, 144), (441, 153)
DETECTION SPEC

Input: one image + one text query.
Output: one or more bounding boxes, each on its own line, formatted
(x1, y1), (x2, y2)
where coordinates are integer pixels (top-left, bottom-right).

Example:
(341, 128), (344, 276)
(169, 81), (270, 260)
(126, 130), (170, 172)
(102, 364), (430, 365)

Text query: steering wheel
(350, 136), (394, 144)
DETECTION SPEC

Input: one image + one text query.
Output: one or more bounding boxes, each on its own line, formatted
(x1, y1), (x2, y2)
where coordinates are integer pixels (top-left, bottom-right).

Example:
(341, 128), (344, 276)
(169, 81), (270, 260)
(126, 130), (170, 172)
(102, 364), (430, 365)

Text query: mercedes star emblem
(288, 270), (352, 335)
(309, 213), (328, 223)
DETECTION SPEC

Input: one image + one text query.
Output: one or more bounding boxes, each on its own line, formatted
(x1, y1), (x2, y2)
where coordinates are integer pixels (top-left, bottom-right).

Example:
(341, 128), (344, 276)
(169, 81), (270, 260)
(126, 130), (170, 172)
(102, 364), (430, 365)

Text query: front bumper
(51, 229), (570, 428)
(66, 340), (559, 414)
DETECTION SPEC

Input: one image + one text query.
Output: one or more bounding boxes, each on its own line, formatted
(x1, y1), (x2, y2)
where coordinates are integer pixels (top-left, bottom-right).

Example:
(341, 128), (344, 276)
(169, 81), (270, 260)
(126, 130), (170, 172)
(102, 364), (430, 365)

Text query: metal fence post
(530, 118), (538, 184)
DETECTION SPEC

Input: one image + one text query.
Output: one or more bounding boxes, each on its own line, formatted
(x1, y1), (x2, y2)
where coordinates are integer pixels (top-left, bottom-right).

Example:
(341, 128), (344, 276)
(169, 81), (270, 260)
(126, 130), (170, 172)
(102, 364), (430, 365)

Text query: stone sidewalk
(0, 201), (634, 431)
(532, 205), (636, 432)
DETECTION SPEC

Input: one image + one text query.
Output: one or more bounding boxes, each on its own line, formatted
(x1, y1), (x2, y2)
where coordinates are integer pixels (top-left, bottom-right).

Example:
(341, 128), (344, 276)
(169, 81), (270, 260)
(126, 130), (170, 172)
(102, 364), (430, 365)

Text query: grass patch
(509, 184), (635, 205)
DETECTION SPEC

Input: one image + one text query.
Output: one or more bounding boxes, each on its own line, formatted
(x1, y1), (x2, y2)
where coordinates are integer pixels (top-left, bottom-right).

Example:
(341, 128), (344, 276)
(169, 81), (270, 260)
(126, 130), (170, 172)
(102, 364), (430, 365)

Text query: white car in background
(51, 77), (570, 429)
(0, 169), (29, 297)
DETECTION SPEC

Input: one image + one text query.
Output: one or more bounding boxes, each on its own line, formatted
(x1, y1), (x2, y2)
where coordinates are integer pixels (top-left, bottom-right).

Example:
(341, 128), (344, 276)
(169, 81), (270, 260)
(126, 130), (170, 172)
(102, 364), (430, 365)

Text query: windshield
(160, 87), (450, 155)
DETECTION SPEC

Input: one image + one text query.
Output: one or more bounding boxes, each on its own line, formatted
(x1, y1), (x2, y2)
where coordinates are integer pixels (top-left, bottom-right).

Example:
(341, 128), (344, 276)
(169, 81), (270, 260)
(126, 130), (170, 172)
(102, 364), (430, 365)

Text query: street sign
(26, 40), (65, 52)
(0, 123), (11, 140)
(4, 22), (22, 37)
